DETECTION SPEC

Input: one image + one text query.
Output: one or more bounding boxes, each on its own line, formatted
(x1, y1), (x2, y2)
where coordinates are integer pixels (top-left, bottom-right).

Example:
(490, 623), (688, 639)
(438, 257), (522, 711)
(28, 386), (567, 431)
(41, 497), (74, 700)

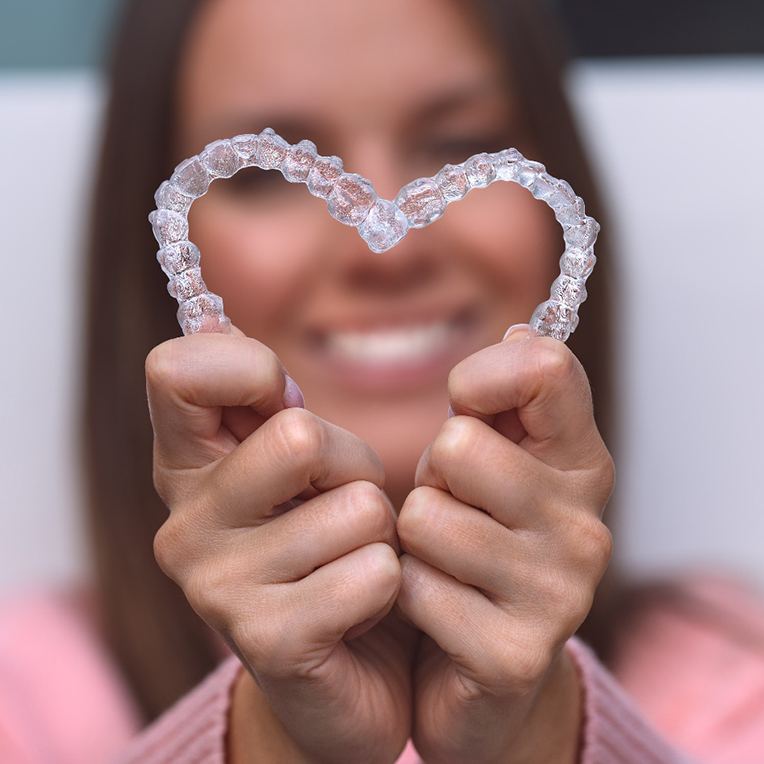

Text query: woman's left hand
(394, 325), (616, 764)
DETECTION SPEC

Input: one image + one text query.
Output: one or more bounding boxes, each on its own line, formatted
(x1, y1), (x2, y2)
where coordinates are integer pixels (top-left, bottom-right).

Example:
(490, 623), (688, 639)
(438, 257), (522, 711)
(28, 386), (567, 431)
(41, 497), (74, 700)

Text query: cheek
(187, 192), (321, 335)
(441, 182), (560, 302)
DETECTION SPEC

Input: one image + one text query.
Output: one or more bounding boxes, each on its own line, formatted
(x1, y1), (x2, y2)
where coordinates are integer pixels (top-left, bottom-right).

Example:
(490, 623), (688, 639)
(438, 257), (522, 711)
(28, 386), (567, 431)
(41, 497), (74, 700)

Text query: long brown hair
(78, 0), (677, 724)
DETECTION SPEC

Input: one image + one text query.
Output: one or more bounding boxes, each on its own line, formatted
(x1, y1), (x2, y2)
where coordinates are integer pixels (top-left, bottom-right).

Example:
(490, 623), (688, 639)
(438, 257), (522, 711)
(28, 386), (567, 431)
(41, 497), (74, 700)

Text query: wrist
(228, 667), (313, 764)
(509, 645), (583, 764)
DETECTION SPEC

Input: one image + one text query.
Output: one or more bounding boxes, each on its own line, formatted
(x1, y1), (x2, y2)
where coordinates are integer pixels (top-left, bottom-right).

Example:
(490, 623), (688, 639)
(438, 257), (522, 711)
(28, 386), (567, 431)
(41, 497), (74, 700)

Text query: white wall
(1, 73), (100, 595)
(567, 58), (764, 587)
(1, 59), (762, 597)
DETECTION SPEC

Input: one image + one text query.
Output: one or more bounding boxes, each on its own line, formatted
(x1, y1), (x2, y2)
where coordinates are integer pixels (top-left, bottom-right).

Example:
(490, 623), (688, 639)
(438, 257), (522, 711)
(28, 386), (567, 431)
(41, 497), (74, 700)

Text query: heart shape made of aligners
(148, 127), (599, 341)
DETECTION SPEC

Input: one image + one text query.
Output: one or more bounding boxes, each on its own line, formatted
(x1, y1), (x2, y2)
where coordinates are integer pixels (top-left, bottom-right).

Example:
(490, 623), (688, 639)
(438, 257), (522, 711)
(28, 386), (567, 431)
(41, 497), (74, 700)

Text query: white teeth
(326, 321), (453, 363)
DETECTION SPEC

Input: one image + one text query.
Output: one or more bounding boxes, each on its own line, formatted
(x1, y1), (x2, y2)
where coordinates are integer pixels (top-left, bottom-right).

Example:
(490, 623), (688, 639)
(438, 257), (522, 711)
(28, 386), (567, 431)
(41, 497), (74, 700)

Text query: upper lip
(306, 301), (478, 339)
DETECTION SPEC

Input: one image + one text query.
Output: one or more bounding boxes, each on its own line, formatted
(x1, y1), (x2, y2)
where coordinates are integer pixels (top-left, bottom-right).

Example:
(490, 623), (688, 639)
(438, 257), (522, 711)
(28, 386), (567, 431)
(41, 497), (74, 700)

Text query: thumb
(447, 324), (601, 471)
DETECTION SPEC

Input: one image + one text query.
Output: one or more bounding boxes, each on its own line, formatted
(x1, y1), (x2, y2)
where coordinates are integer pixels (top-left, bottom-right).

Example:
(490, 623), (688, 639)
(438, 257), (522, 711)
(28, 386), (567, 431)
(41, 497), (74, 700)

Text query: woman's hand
(144, 324), (417, 764)
(394, 325), (616, 764)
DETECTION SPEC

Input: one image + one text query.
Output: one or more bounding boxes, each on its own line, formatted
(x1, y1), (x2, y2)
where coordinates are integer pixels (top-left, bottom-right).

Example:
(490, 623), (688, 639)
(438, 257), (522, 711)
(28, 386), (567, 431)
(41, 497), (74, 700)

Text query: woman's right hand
(144, 324), (418, 764)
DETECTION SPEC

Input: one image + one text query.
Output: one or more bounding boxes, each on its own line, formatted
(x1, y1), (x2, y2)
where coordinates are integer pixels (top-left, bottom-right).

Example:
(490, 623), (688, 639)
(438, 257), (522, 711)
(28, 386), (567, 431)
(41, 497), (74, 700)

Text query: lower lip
(303, 311), (482, 394)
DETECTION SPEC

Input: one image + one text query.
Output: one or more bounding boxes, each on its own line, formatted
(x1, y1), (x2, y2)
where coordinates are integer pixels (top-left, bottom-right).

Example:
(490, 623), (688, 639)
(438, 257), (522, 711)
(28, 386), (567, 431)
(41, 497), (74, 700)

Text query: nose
(316, 136), (447, 295)
(342, 136), (406, 203)
(332, 224), (441, 295)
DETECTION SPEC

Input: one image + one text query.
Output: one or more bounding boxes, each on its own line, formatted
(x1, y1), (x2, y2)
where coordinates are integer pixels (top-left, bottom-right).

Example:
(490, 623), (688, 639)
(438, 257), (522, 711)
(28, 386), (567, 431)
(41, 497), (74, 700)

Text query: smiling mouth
(306, 304), (480, 367)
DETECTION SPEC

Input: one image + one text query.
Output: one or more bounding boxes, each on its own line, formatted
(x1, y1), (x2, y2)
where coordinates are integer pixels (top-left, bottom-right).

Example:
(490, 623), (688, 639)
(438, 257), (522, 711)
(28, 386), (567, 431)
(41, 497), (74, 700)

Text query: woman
(2, 0), (762, 762)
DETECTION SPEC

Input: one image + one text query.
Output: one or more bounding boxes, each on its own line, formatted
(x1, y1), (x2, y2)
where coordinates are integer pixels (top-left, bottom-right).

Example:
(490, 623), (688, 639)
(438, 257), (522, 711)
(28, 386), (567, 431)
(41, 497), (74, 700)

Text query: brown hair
(79, 0), (687, 724)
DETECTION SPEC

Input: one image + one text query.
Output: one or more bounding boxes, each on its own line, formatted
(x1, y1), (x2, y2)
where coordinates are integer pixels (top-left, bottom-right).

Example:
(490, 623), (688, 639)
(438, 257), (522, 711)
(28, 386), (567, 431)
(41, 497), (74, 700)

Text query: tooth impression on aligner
(563, 216), (600, 249)
(435, 163), (470, 202)
(170, 156), (211, 198)
(491, 148), (523, 181)
(282, 139), (318, 183)
(231, 134), (260, 165)
(327, 173), (377, 226)
(394, 177), (446, 228)
(156, 241), (201, 277)
(550, 274), (587, 306)
(533, 174), (577, 210)
(200, 139), (244, 178)
(357, 198), (409, 253)
(149, 132), (601, 343)
(148, 209), (189, 247)
(167, 266), (208, 301)
(307, 155), (344, 198)
(463, 152), (497, 189)
(256, 127), (290, 170)
(560, 247), (596, 279)
(530, 300), (580, 342)
(177, 293), (230, 335)
(515, 159), (547, 188)
(529, 171), (560, 202)
(154, 181), (193, 215)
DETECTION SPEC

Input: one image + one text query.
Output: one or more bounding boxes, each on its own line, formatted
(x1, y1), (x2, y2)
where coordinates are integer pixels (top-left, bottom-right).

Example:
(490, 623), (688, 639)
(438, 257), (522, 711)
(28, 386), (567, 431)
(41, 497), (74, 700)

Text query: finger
(274, 542), (401, 654)
(200, 408), (386, 527)
(220, 326), (298, 443)
(415, 415), (566, 529)
(230, 480), (400, 583)
(397, 485), (522, 599)
(145, 324), (298, 470)
(395, 555), (534, 691)
(447, 327), (605, 471)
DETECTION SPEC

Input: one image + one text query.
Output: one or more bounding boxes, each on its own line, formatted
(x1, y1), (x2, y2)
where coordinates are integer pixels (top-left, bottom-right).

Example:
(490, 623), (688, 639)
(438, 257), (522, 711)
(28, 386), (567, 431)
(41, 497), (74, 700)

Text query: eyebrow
(409, 78), (509, 124)
(193, 77), (509, 148)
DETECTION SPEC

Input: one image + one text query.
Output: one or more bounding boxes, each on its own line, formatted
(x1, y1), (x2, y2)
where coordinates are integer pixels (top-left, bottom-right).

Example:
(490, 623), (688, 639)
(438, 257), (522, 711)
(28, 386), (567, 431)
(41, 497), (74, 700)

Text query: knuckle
(430, 416), (481, 472)
(535, 338), (577, 386)
(593, 520), (615, 571)
(512, 646), (550, 692)
(582, 517), (613, 570)
(446, 360), (469, 406)
(271, 407), (323, 466)
(144, 338), (184, 393)
(348, 481), (393, 539)
(183, 556), (240, 632)
(565, 586), (596, 631)
(364, 542), (401, 588)
(397, 485), (438, 543)
(551, 572), (596, 634)
(183, 566), (218, 623)
(244, 338), (285, 398)
(153, 512), (194, 579)
(574, 513), (614, 573)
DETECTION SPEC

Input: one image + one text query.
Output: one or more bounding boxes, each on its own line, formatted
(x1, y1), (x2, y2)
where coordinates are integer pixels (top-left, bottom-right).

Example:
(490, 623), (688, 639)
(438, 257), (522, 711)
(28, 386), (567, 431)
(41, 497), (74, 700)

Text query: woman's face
(175, 0), (560, 509)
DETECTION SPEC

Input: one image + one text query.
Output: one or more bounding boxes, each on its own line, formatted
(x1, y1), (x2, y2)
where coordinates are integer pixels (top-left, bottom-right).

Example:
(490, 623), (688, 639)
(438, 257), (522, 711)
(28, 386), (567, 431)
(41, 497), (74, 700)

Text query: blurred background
(1, 0), (763, 596)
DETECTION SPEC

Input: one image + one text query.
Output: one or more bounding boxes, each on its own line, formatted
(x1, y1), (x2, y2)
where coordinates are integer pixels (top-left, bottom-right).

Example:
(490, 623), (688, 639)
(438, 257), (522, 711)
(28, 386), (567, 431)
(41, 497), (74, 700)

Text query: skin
(174, 0), (561, 513)
(149, 0), (616, 761)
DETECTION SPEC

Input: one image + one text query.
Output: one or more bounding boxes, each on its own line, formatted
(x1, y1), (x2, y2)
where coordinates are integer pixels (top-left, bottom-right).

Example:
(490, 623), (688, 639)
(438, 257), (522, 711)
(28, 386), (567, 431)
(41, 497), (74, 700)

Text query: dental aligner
(149, 127), (599, 341)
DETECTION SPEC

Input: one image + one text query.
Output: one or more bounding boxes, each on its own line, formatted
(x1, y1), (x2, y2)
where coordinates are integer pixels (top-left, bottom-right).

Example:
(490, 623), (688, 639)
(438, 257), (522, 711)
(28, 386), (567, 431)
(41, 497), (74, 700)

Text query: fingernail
(283, 374), (305, 408)
(447, 404), (455, 418)
(502, 322), (531, 342)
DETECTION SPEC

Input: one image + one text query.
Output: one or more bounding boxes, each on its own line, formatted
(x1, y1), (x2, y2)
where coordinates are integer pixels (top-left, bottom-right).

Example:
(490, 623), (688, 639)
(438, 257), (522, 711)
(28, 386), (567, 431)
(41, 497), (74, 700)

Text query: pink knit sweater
(1, 569), (762, 763)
